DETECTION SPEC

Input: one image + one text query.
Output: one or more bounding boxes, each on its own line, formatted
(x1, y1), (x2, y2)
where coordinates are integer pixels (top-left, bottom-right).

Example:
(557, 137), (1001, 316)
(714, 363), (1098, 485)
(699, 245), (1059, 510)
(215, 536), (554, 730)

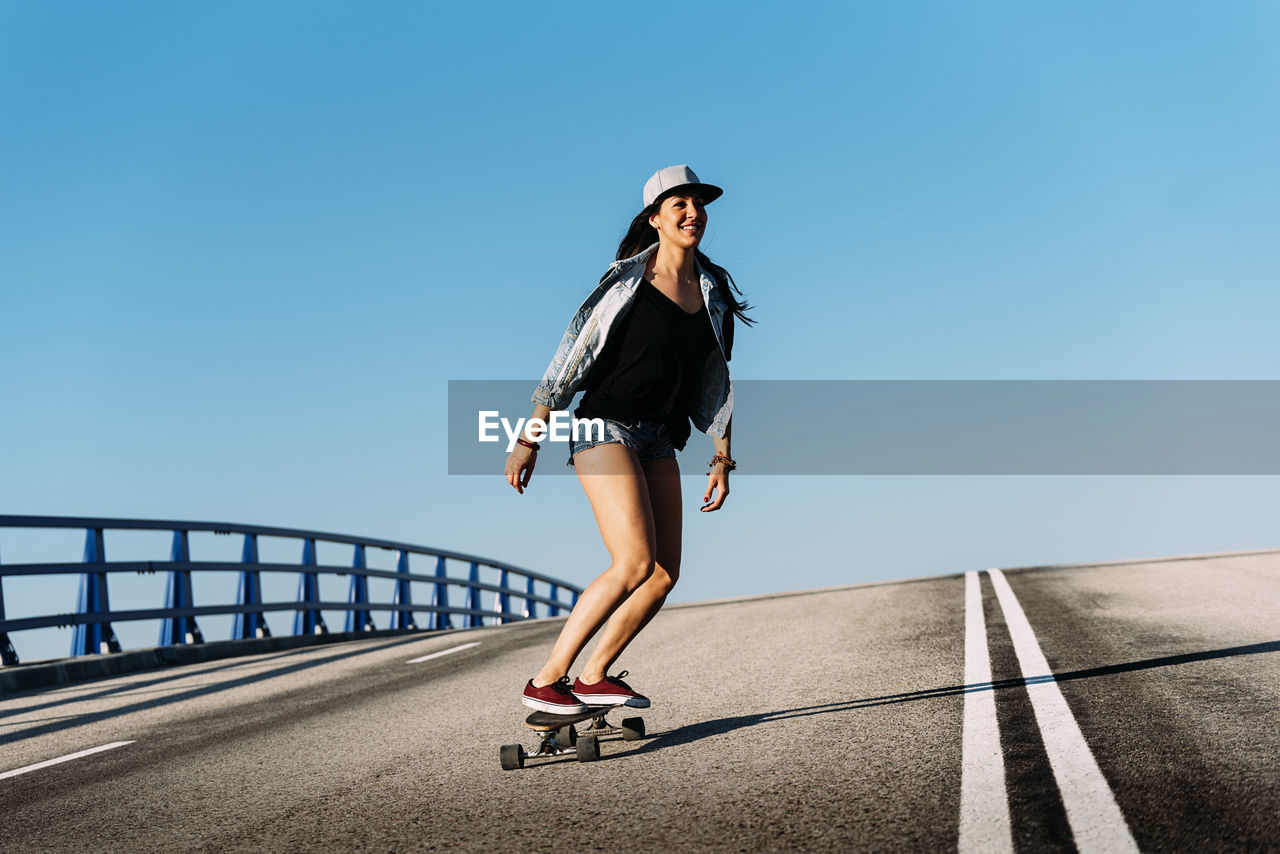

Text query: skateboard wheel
(499, 744), (525, 771)
(556, 724), (577, 746)
(620, 717), (645, 741)
(576, 735), (599, 762)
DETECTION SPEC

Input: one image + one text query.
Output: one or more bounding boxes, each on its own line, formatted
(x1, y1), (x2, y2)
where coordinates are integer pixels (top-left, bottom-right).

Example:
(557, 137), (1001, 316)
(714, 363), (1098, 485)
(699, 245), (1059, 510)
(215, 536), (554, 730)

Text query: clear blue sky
(3, 2), (1279, 660)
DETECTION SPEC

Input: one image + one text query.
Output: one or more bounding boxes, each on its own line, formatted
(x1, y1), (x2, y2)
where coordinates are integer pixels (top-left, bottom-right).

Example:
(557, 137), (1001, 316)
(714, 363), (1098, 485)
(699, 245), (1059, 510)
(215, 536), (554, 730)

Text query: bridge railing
(0, 515), (582, 666)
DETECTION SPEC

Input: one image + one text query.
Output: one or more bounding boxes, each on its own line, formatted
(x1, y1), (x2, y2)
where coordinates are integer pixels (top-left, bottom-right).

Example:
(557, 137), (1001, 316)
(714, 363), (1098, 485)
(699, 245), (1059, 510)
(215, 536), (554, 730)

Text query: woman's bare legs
(578, 455), (681, 683)
(531, 443), (657, 687)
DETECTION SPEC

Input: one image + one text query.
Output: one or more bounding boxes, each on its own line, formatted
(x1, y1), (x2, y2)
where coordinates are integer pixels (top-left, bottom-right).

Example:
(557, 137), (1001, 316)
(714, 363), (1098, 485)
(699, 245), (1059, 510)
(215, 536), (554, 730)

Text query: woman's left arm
(701, 419), (733, 512)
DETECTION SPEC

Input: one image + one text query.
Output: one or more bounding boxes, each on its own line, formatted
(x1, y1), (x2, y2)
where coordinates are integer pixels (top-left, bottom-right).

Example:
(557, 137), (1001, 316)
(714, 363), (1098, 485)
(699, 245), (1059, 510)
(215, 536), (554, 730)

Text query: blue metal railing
(0, 515), (582, 666)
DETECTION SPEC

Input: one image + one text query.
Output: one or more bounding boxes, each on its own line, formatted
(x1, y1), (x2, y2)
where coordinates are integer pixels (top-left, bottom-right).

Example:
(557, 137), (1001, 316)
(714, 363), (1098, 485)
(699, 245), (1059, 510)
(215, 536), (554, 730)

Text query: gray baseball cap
(642, 165), (724, 208)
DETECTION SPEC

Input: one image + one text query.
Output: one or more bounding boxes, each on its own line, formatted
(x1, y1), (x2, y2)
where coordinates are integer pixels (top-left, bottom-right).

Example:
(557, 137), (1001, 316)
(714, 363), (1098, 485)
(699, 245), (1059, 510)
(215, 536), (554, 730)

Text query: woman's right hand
(505, 446), (538, 494)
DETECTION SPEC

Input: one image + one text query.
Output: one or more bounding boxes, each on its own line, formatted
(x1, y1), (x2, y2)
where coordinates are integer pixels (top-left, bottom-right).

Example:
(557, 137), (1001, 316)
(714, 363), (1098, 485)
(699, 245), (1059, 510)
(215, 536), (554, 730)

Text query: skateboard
(499, 704), (646, 770)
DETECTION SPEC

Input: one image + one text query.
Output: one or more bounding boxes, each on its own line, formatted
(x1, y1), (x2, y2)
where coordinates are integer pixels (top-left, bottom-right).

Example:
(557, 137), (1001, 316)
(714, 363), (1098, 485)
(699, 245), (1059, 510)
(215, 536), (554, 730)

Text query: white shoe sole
(572, 692), (651, 708)
(521, 695), (589, 715)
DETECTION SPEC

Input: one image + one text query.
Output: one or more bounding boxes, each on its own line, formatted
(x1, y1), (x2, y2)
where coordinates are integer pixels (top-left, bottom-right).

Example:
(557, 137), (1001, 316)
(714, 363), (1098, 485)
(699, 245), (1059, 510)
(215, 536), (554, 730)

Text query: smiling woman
(502, 165), (753, 715)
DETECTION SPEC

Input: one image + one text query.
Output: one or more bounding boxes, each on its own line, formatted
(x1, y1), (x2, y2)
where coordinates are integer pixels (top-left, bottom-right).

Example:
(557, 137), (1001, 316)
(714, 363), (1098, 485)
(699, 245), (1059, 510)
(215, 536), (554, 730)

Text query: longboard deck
(525, 704), (622, 731)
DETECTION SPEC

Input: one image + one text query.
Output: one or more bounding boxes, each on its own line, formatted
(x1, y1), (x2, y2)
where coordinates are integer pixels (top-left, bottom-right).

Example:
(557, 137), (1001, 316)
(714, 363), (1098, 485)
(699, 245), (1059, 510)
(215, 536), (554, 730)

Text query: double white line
(960, 569), (1139, 854)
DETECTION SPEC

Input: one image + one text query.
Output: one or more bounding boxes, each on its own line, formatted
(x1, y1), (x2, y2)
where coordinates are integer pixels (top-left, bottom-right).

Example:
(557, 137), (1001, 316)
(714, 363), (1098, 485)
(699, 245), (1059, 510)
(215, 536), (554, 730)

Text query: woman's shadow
(612, 638), (1280, 758)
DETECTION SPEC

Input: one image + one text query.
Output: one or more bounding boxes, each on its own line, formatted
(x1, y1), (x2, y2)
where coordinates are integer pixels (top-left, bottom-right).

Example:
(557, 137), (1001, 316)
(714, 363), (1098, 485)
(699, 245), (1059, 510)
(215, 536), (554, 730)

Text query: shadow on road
(0, 647), (322, 721)
(623, 639), (1280, 757)
(0, 633), (463, 745)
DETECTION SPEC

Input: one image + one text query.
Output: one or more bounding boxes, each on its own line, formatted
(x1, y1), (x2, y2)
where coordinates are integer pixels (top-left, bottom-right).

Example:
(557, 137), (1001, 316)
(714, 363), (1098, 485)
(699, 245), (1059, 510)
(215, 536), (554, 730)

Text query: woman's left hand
(701, 466), (730, 512)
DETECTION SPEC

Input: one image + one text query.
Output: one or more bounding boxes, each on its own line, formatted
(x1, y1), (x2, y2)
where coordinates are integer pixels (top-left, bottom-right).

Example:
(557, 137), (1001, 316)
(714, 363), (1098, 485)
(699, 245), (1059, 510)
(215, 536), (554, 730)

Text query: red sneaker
(522, 676), (589, 714)
(571, 671), (651, 708)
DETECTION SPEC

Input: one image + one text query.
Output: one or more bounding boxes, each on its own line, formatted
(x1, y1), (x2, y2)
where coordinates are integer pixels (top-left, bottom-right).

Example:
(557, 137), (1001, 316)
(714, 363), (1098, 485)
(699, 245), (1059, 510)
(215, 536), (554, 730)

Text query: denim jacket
(531, 242), (734, 438)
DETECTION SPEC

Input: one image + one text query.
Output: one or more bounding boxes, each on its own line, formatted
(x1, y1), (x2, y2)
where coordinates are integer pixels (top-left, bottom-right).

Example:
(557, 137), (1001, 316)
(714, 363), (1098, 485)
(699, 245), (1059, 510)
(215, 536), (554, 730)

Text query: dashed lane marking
(988, 568), (1140, 854)
(406, 642), (481, 664)
(0, 741), (135, 781)
(959, 570), (1014, 854)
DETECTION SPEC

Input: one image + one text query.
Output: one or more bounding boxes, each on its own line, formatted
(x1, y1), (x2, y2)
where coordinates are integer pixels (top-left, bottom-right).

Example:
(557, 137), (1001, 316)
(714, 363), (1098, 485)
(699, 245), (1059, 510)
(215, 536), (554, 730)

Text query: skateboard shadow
(614, 638), (1280, 757)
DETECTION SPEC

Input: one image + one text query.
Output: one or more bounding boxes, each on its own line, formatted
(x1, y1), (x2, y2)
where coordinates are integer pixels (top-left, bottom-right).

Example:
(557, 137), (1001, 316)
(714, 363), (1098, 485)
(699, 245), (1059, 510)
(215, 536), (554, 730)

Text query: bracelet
(708, 454), (737, 471)
(515, 438), (540, 452)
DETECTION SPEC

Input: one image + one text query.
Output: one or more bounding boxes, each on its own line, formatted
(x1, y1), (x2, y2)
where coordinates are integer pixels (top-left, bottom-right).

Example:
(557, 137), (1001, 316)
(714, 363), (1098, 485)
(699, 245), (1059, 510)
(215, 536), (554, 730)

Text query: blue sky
(3, 2), (1279, 660)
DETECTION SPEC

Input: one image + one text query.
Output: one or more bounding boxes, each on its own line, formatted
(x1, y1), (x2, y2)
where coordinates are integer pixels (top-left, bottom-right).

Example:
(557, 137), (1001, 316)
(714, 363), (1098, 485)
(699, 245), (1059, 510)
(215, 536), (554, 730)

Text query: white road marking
(0, 741), (135, 781)
(406, 642), (480, 664)
(959, 570), (1014, 854)
(988, 568), (1140, 854)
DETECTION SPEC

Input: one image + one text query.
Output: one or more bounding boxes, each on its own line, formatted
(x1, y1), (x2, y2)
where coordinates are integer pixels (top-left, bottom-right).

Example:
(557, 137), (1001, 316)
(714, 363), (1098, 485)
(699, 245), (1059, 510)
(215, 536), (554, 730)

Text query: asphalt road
(1, 551), (1276, 852)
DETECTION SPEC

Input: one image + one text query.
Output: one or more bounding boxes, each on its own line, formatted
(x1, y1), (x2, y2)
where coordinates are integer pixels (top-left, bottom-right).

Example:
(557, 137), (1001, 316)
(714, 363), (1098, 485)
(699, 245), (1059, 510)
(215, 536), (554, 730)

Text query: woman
(504, 165), (752, 713)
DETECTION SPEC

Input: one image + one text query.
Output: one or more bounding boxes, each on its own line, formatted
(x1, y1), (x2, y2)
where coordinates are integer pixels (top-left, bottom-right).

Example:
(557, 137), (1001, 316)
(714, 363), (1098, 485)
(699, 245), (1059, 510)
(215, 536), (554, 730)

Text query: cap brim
(652, 182), (724, 207)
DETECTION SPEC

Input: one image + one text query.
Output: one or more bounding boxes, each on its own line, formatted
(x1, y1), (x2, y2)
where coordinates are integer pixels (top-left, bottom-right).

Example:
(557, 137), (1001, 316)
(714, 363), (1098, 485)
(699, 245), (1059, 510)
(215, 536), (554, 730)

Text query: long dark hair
(614, 204), (755, 327)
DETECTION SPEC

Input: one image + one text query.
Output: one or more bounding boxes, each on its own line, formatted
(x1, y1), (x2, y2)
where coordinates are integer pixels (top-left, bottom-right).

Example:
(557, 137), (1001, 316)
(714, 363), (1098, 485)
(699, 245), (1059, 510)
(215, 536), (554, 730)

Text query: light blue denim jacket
(531, 242), (734, 438)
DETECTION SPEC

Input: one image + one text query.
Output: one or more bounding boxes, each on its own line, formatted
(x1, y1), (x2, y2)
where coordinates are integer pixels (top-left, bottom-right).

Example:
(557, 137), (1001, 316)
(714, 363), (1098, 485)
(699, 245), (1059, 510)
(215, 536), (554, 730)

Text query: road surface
(2, 551), (1277, 852)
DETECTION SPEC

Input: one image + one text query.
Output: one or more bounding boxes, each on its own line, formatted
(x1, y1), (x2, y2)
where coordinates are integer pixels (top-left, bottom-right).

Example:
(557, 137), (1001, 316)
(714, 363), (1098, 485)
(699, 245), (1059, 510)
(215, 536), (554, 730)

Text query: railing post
(72, 527), (121, 656)
(493, 568), (511, 625)
(429, 555), (452, 631)
(393, 550), (417, 631)
(465, 561), (482, 628)
(522, 575), (536, 619)
(294, 538), (328, 636)
(571, 588), (580, 609)
(160, 530), (204, 646)
(346, 544), (374, 632)
(0, 545), (19, 665)
(547, 583), (560, 618)
(232, 533), (271, 639)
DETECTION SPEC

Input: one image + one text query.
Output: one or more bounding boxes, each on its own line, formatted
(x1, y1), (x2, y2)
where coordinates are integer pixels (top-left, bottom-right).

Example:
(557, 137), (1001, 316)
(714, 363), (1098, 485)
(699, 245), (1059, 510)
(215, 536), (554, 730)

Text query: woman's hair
(614, 203), (755, 327)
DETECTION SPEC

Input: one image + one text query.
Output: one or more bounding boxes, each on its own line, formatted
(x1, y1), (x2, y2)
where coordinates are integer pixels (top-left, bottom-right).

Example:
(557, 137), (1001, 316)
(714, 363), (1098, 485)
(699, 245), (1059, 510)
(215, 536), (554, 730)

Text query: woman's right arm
(504, 403), (552, 495)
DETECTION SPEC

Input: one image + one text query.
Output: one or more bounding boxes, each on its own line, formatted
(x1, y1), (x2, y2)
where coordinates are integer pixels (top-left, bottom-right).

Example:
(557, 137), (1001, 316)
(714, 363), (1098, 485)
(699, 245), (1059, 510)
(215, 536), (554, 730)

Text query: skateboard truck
(500, 706), (646, 770)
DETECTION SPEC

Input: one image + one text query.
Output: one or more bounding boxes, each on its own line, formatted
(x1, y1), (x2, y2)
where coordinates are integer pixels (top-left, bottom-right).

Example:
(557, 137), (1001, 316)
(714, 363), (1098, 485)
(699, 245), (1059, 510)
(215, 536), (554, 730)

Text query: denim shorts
(567, 417), (678, 467)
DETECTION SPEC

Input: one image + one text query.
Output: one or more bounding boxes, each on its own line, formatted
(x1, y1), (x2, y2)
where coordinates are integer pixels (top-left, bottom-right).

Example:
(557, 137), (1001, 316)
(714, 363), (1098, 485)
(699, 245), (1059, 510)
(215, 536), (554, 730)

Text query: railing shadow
(0, 646), (337, 721)
(616, 639), (1280, 758)
(0, 633), (456, 745)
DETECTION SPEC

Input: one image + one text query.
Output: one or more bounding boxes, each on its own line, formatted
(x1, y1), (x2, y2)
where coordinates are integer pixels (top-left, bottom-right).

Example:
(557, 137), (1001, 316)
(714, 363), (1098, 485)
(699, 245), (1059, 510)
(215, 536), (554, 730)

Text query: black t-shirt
(575, 277), (719, 450)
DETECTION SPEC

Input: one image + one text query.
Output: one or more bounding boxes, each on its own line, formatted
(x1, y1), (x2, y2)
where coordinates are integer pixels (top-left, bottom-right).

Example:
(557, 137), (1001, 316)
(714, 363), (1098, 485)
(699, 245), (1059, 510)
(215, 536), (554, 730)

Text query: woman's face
(649, 193), (707, 250)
